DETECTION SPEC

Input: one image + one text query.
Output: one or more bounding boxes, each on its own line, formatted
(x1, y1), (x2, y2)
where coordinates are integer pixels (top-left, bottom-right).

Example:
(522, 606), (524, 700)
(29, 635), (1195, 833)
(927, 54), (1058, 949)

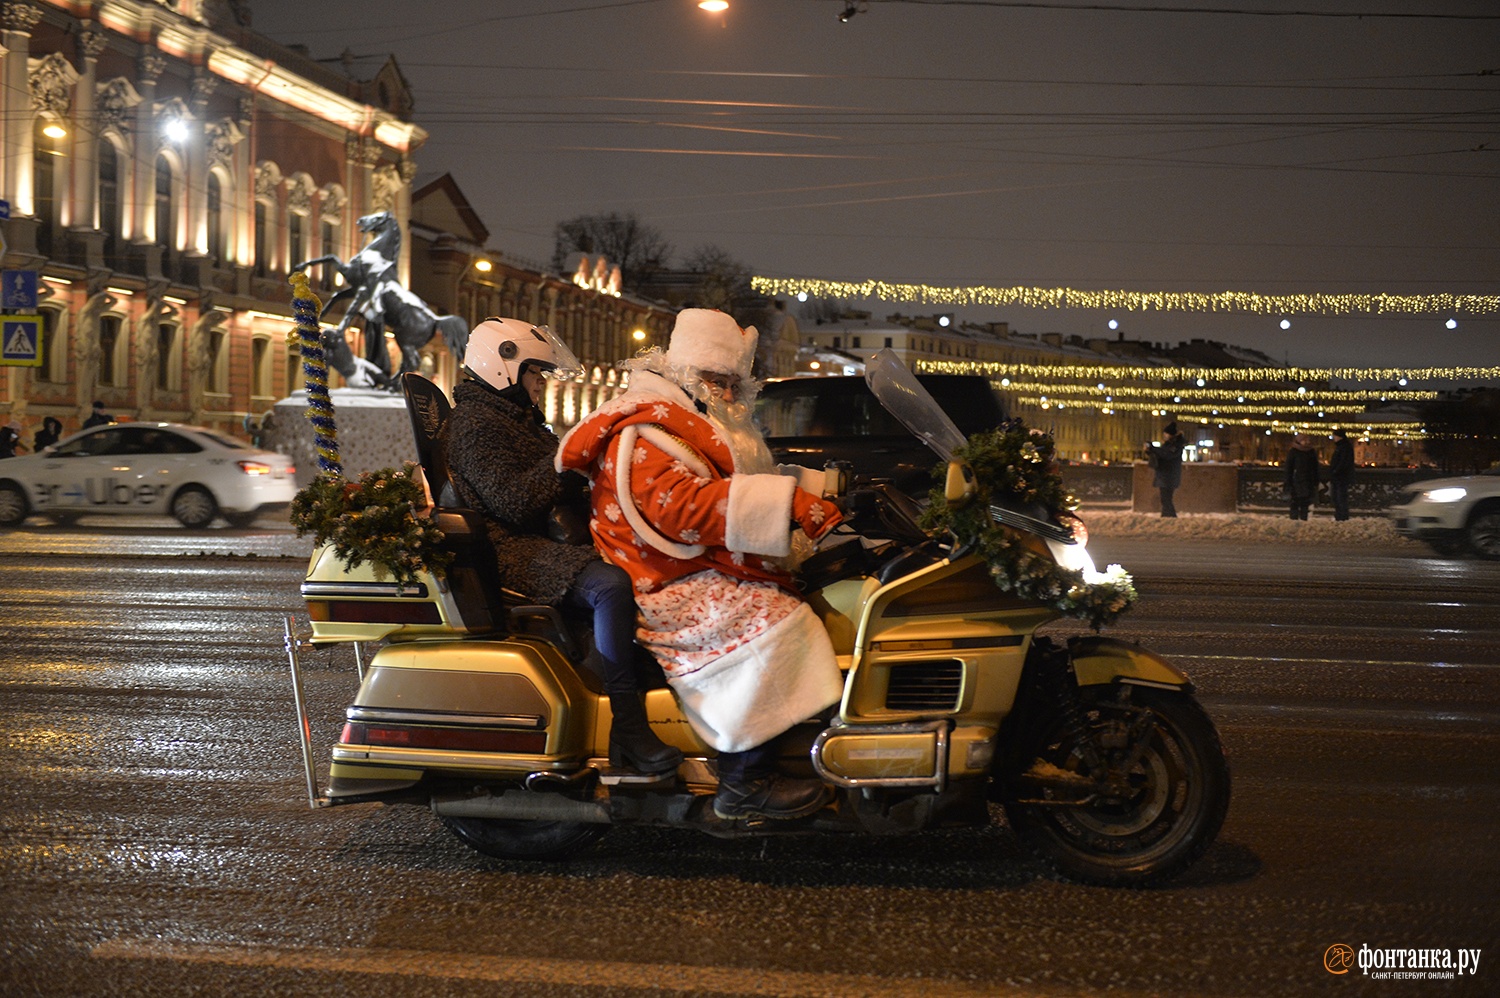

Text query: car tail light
(237, 460), (272, 476)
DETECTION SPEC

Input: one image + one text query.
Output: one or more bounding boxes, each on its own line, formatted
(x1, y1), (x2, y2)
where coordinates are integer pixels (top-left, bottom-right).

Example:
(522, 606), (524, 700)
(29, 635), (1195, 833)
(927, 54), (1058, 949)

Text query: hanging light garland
(918, 358), (1500, 383)
(986, 379), (1439, 403)
(751, 275), (1500, 317)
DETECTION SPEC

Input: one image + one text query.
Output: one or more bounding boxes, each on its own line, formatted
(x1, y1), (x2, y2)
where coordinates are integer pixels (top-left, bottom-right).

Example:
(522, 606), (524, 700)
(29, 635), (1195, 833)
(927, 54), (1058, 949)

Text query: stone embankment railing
(1062, 463), (1450, 514)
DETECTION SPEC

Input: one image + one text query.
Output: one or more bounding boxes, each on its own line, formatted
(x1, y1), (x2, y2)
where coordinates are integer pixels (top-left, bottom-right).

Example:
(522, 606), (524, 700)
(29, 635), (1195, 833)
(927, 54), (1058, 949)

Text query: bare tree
(551, 212), (671, 290)
(680, 244), (754, 314)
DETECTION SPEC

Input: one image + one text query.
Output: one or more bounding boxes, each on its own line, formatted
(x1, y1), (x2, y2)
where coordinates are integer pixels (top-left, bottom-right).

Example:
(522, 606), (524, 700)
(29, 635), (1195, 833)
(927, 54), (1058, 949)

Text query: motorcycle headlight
(1422, 487), (1467, 503)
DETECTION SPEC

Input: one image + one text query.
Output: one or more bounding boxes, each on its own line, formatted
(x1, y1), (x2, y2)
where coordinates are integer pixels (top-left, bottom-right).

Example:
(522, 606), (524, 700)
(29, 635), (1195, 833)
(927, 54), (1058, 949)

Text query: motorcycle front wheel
(439, 815), (607, 861)
(1001, 686), (1230, 887)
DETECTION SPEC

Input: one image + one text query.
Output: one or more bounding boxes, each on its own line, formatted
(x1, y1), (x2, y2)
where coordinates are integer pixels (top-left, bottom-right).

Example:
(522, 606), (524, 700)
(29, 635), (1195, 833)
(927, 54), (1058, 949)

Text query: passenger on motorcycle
(443, 317), (682, 776)
(558, 308), (845, 821)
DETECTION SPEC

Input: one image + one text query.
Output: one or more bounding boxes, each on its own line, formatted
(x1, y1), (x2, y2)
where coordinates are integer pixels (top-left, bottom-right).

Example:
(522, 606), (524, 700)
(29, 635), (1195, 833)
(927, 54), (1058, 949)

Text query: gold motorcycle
(285, 353), (1229, 887)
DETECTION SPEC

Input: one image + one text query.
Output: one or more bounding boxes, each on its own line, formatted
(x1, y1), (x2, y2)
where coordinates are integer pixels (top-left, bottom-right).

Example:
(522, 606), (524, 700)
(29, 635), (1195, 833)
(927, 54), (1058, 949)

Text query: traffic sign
(1, 315), (43, 366)
(2, 269), (37, 309)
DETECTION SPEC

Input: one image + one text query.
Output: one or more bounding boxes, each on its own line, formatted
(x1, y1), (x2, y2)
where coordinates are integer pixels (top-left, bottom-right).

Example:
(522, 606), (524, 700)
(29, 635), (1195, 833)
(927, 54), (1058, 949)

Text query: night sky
(251, 0), (1499, 372)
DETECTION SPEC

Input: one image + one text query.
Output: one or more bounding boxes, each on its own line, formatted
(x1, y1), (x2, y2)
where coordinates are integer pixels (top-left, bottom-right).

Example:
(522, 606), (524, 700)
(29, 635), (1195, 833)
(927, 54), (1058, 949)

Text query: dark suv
(755, 374), (1007, 495)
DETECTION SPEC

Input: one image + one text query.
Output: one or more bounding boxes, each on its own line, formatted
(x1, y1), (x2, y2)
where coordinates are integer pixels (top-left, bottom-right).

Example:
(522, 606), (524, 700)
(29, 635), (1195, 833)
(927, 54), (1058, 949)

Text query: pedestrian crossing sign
(1, 315), (43, 366)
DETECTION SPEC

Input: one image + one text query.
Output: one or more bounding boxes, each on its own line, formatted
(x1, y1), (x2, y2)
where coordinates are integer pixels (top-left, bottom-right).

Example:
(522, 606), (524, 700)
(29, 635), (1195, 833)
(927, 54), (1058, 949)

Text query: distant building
(0, 0), (425, 442)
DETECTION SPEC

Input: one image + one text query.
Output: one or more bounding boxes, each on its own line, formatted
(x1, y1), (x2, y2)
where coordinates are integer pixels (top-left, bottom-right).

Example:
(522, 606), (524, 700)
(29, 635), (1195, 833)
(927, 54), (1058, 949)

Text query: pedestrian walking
(1328, 427), (1354, 521)
(1148, 422), (1186, 517)
(1284, 433), (1321, 520)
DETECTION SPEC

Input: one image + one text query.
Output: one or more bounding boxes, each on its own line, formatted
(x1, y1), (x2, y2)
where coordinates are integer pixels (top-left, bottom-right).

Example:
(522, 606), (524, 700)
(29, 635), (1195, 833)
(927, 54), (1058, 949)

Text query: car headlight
(1422, 487), (1467, 503)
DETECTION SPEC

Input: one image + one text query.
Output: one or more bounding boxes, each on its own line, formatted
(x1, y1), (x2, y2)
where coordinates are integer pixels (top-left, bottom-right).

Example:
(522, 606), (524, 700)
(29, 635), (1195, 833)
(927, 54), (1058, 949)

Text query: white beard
(703, 393), (775, 474)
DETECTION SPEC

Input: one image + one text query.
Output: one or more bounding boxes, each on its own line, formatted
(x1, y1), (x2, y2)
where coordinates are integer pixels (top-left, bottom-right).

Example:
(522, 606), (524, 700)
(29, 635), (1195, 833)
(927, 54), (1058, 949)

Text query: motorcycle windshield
(864, 348), (969, 462)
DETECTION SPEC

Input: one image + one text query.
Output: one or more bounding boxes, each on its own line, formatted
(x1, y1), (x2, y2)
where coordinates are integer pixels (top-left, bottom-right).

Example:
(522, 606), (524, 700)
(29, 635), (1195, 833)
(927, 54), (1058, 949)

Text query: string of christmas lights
(918, 359), (1500, 383)
(751, 276), (1500, 316)
(987, 379), (1439, 403)
(1017, 397), (1374, 416)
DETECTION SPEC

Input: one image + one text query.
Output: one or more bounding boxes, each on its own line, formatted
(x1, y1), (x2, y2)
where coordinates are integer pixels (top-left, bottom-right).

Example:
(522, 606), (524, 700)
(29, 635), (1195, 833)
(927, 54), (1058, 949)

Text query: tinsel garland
(290, 465), (453, 586)
(286, 273), (448, 584)
(920, 419), (1138, 630)
(288, 272), (340, 476)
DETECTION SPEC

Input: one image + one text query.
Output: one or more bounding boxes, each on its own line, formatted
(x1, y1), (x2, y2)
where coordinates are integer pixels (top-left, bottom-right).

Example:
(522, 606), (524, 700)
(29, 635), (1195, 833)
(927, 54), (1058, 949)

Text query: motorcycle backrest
(401, 372), (456, 505)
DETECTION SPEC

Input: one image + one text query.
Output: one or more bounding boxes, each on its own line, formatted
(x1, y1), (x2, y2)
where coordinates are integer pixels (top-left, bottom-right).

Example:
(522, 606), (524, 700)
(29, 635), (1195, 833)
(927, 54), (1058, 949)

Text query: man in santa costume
(557, 309), (844, 821)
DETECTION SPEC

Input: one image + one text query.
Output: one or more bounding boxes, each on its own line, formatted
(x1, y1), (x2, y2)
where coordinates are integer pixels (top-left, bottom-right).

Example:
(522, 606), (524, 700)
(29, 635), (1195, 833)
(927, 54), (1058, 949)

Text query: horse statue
(293, 211), (468, 388)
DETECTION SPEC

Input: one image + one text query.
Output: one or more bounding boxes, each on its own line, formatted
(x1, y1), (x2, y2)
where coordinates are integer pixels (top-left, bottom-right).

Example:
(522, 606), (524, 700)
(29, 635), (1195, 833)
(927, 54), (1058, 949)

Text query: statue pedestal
(262, 388), (415, 487)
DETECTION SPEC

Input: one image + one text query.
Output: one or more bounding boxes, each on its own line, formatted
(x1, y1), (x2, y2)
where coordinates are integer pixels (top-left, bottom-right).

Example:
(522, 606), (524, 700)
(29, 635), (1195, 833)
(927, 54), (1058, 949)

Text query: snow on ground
(1079, 510), (1411, 547)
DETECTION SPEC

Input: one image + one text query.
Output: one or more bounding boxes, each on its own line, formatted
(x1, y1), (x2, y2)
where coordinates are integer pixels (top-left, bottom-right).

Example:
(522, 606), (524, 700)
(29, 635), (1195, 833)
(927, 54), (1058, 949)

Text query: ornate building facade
(0, 0), (425, 443)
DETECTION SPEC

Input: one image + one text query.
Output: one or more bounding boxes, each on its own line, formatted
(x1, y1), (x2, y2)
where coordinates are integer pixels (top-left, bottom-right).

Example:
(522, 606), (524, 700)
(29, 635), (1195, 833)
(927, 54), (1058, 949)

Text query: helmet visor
(532, 325), (583, 380)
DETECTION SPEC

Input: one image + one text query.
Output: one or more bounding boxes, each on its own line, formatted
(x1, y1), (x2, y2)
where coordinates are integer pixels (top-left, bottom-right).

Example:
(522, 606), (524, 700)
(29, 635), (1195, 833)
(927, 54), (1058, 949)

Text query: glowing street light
(698, 1), (728, 11)
(42, 122), (68, 139)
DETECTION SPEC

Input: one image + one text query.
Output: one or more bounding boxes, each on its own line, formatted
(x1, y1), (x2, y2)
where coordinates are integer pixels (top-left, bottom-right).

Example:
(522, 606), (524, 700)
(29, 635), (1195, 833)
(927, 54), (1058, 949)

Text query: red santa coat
(557, 370), (844, 751)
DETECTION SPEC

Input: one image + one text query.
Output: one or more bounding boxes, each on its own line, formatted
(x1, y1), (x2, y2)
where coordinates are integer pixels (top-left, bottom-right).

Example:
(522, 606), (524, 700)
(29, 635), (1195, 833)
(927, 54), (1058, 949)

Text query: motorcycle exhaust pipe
(430, 788), (611, 824)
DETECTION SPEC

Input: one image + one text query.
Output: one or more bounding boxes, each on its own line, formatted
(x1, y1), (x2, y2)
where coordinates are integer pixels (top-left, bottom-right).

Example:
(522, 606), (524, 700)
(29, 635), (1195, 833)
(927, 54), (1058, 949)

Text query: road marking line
(90, 938), (1023, 997)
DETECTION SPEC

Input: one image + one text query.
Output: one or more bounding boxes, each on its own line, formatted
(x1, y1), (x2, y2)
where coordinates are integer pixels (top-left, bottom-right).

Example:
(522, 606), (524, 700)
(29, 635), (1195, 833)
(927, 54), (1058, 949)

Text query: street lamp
(698, 1), (729, 11)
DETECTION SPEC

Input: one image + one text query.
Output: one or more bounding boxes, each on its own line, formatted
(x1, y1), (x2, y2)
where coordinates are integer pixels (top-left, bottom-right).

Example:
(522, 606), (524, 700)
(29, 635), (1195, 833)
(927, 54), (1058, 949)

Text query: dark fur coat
(443, 380), (597, 606)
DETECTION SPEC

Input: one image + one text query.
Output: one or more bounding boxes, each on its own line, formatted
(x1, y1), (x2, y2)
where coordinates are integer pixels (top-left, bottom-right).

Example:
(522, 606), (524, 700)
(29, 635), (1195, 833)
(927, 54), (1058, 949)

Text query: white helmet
(465, 317), (582, 391)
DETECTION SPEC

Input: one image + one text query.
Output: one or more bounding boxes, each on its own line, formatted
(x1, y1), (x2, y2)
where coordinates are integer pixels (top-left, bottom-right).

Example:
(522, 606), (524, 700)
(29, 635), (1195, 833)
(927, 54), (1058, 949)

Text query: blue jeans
(562, 560), (637, 696)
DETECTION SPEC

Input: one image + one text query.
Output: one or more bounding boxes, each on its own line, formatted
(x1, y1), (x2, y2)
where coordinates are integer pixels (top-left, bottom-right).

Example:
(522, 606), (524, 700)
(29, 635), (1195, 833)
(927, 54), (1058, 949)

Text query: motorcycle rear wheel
(439, 815), (607, 861)
(1002, 686), (1229, 887)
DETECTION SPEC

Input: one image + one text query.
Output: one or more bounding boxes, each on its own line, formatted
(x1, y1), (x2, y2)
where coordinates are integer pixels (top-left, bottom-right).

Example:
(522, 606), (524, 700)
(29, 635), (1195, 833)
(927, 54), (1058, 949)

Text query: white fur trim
(665, 309), (757, 379)
(614, 425), (708, 561)
(669, 603), (843, 752)
(726, 473), (796, 557)
(778, 463), (826, 494)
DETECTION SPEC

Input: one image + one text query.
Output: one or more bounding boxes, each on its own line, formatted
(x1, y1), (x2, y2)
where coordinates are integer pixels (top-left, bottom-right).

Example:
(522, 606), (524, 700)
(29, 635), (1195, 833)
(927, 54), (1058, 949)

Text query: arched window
(98, 315), (124, 387)
(253, 201), (269, 278)
(154, 155), (175, 251)
(99, 141), (123, 266)
(38, 308), (66, 384)
(206, 172), (224, 266)
(156, 323), (181, 392)
(33, 121), (59, 257)
(251, 335), (273, 398)
(287, 213), (304, 276)
(318, 219), (337, 291)
(207, 328), (228, 394)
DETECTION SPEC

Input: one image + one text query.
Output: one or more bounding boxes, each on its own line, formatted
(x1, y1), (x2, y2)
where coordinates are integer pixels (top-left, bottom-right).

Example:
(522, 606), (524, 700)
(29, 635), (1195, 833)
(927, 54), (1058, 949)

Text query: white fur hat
(665, 308), (757, 379)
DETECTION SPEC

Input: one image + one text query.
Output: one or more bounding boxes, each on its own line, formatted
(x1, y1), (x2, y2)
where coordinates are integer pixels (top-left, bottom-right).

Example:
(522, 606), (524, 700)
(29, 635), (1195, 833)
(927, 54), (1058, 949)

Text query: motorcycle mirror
(945, 461), (976, 506)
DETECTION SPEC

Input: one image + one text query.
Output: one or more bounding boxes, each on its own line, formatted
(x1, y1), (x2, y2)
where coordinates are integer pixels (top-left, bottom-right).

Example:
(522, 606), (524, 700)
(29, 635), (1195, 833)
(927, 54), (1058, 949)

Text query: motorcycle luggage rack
(284, 614), (368, 809)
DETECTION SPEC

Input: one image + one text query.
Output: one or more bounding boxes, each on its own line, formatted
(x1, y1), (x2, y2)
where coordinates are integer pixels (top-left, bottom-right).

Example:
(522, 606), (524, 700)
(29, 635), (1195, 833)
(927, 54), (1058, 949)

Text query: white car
(1388, 467), (1500, 559)
(0, 422), (296, 528)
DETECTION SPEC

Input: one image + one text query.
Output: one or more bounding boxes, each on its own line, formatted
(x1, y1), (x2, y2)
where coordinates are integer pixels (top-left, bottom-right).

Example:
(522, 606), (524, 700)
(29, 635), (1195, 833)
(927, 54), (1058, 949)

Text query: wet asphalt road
(0, 520), (1497, 997)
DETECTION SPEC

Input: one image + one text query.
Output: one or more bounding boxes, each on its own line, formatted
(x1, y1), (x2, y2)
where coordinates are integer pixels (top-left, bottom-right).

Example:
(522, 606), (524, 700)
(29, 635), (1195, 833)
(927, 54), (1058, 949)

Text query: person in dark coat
(0, 424), (23, 459)
(443, 317), (681, 776)
(1284, 433), (1321, 520)
(82, 401), (112, 428)
(1149, 422), (1186, 517)
(33, 416), (63, 451)
(1327, 428), (1354, 521)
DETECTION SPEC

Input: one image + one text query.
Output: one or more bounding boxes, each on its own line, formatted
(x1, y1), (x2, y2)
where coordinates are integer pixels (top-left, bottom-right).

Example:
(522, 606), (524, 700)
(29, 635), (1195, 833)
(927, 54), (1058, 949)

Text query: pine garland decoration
(288, 272), (341, 476)
(920, 418), (1138, 630)
(290, 464), (452, 586)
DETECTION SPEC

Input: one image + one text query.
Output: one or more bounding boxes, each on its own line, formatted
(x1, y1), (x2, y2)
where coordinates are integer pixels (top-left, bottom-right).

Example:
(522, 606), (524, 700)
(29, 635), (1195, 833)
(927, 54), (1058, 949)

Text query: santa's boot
(608, 692), (682, 775)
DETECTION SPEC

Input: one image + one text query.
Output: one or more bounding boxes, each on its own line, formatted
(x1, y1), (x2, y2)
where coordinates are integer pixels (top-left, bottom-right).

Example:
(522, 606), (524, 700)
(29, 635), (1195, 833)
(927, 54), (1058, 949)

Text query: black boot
(608, 692), (682, 775)
(713, 773), (831, 821)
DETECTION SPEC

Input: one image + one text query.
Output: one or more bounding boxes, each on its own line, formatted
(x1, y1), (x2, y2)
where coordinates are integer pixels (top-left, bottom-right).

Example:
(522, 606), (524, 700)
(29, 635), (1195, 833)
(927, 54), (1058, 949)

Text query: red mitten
(792, 489), (843, 540)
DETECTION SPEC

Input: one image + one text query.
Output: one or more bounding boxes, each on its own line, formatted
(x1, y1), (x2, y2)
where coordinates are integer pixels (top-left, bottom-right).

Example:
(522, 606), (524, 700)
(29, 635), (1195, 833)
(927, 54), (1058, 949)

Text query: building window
(253, 202), (269, 277)
(33, 121), (58, 257)
(39, 309), (65, 384)
(206, 173), (224, 266)
(99, 142), (122, 265)
(852, 336), (861, 349)
(208, 328), (228, 394)
(884, 337), (892, 348)
(98, 316), (123, 387)
(155, 156), (175, 251)
(157, 323), (180, 392)
(286, 341), (302, 397)
(287, 213), (305, 275)
(318, 220), (337, 290)
(251, 336), (273, 398)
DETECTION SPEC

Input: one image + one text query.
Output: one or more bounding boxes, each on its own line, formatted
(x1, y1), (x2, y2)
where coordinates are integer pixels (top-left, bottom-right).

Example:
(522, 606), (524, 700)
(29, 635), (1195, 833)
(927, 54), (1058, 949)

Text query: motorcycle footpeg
(592, 760), (677, 787)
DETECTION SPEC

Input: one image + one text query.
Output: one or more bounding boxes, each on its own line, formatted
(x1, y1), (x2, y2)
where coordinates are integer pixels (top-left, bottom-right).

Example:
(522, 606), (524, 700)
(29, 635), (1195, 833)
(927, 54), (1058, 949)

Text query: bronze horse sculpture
(293, 211), (468, 388)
